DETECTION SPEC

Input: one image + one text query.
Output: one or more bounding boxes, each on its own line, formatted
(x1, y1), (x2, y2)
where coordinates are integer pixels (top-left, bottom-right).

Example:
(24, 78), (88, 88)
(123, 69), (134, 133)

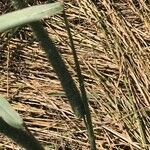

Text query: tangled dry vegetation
(0, 0), (150, 149)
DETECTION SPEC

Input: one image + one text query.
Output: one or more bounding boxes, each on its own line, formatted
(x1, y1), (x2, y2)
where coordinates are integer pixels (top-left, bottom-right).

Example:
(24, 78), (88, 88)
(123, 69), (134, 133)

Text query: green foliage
(0, 96), (44, 150)
(0, 1), (64, 150)
(0, 95), (23, 129)
(0, 2), (63, 32)
(0, 0), (96, 149)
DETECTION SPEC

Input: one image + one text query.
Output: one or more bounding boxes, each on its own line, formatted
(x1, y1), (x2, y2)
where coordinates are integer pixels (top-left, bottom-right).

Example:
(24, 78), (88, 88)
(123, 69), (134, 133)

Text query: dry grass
(0, 0), (150, 149)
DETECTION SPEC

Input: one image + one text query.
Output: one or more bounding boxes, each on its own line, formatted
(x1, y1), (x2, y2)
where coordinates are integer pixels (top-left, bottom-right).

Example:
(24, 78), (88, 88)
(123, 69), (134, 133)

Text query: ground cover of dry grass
(0, 0), (150, 149)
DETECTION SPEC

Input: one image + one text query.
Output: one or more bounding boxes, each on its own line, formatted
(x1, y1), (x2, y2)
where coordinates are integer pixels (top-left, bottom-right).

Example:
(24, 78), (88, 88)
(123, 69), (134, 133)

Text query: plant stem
(63, 10), (96, 150)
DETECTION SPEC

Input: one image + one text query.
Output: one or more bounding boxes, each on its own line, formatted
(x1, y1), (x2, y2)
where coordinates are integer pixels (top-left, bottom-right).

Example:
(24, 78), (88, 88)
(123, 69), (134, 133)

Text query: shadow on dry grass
(0, 0), (150, 149)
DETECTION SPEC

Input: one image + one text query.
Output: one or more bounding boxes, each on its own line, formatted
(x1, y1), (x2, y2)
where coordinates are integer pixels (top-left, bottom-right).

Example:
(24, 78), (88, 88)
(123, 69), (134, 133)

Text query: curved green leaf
(0, 2), (63, 32)
(0, 95), (23, 129)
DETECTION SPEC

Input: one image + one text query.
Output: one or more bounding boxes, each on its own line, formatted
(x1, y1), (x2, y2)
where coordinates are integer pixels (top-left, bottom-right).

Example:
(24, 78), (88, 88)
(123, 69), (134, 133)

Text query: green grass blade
(0, 95), (23, 129)
(0, 2), (63, 32)
(63, 11), (96, 149)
